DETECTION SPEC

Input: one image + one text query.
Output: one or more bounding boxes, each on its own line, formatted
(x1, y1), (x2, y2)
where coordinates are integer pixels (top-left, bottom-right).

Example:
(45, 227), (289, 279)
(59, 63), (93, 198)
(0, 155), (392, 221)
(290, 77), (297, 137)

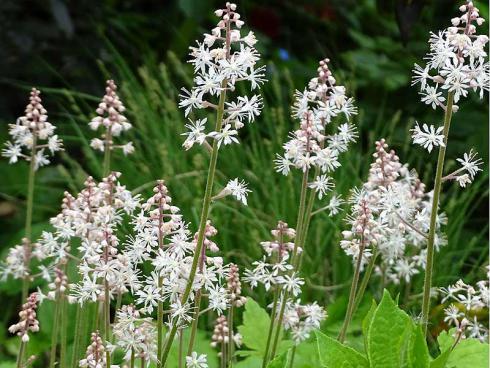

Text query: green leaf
(362, 299), (377, 350)
(237, 298), (271, 356)
(408, 324), (430, 368)
(315, 330), (369, 368)
(235, 356), (262, 368)
(432, 329), (489, 368)
(267, 351), (288, 368)
(367, 290), (413, 367)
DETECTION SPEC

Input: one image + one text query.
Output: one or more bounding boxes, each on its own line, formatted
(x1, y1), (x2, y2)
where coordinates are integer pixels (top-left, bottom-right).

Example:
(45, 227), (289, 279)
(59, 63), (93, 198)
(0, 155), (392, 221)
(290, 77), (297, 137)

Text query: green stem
(421, 91), (454, 335)
(269, 291), (288, 360)
(338, 236), (365, 343)
(60, 295), (67, 368)
(49, 291), (61, 368)
(261, 288), (279, 368)
(130, 348), (135, 368)
(22, 139), (37, 302)
(16, 341), (26, 368)
(352, 248), (378, 315)
(157, 276), (164, 368)
(104, 279), (111, 368)
(287, 346), (297, 368)
(268, 168), (310, 363)
(227, 306), (234, 367)
(160, 75), (229, 367)
(186, 289), (202, 356)
(71, 304), (83, 368)
(178, 330), (183, 368)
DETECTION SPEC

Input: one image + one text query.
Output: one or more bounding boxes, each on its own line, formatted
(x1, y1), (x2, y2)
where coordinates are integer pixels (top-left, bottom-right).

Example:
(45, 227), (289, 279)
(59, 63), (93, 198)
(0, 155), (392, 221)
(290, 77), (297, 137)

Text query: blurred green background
(0, 0), (488, 364)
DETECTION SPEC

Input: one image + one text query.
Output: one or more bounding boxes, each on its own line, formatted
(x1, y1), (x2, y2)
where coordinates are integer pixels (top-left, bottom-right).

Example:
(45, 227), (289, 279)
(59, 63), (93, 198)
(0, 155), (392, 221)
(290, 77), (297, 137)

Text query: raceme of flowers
(340, 139), (447, 284)
(275, 58), (358, 204)
(2, 88), (63, 169)
(180, 2), (266, 150)
(89, 79), (134, 156)
(440, 272), (489, 342)
(244, 221), (327, 344)
(411, 1), (489, 153)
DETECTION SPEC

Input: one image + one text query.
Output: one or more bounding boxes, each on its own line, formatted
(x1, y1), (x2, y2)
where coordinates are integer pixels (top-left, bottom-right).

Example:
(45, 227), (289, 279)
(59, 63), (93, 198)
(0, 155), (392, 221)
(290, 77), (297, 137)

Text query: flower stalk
(421, 91), (454, 334)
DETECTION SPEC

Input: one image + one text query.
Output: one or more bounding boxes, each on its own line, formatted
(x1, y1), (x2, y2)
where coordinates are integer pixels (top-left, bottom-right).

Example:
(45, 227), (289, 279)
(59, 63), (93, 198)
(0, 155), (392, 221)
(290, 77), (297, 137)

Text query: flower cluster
(244, 221), (297, 291)
(275, 58), (357, 205)
(8, 293), (40, 342)
(80, 331), (109, 368)
(440, 274), (489, 342)
(341, 140), (447, 283)
(60, 172), (141, 304)
(180, 2), (265, 150)
(2, 88), (63, 169)
(411, 1), (489, 152)
(89, 80), (134, 155)
(283, 300), (327, 344)
(112, 305), (157, 362)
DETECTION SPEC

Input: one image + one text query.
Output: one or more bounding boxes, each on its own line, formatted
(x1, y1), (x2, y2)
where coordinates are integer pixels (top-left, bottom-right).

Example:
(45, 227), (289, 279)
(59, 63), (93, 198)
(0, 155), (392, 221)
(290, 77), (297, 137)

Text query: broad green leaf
(367, 290), (412, 367)
(295, 340), (322, 368)
(433, 329), (489, 368)
(408, 324), (430, 368)
(430, 349), (452, 368)
(315, 330), (369, 368)
(235, 356), (262, 368)
(362, 299), (377, 350)
(237, 298), (271, 355)
(267, 351), (288, 368)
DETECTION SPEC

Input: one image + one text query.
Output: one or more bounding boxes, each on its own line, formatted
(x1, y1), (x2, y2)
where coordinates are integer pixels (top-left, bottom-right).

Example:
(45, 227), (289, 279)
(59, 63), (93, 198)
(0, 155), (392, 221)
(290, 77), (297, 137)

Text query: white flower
(420, 86), (445, 109)
(2, 142), (22, 163)
(326, 194), (344, 216)
(209, 124), (239, 148)
(224, 178), (251, 205)
(182, 118), (208, 150)
(309, 175), (334, 199)
(186, 352), (208, 368)
(276, 273), (304, 296)
(411, 122), (445, 153)
(457, 149), (482, 179)
(121, 142), (135, 155)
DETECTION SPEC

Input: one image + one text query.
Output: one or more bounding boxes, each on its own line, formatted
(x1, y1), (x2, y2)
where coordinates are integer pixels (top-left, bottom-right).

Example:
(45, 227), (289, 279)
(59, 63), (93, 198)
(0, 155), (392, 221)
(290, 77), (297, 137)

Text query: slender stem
(49, 291), (61, 368)
(352, 248), (378, 315)
(288, 346), (297, 368)
(269, 291), (287, 360)
(60, 295), (67, 368)
(102, 128), (112, 177)
(71, 304), (83, 368)
(421, 91), (454, 335)
(141, 357), (146, 368)
(130, 348), (135, 368)
(261, 288), (279, 368)
(104, 279), (111, 368)
(157, 276), (164, 368)
(186, 289), (201, 357)
(178, 330), (183, 368)
(187, 240), (206, 356)
(22, 138), (37, 302)
(160, 76), (229, 368)
(227, 306), (234, 367)
(268, 168), (310, 363)
(16, 341), (26, 368)
(292, 169), (310, 264)
(338, 236), (365, 343)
